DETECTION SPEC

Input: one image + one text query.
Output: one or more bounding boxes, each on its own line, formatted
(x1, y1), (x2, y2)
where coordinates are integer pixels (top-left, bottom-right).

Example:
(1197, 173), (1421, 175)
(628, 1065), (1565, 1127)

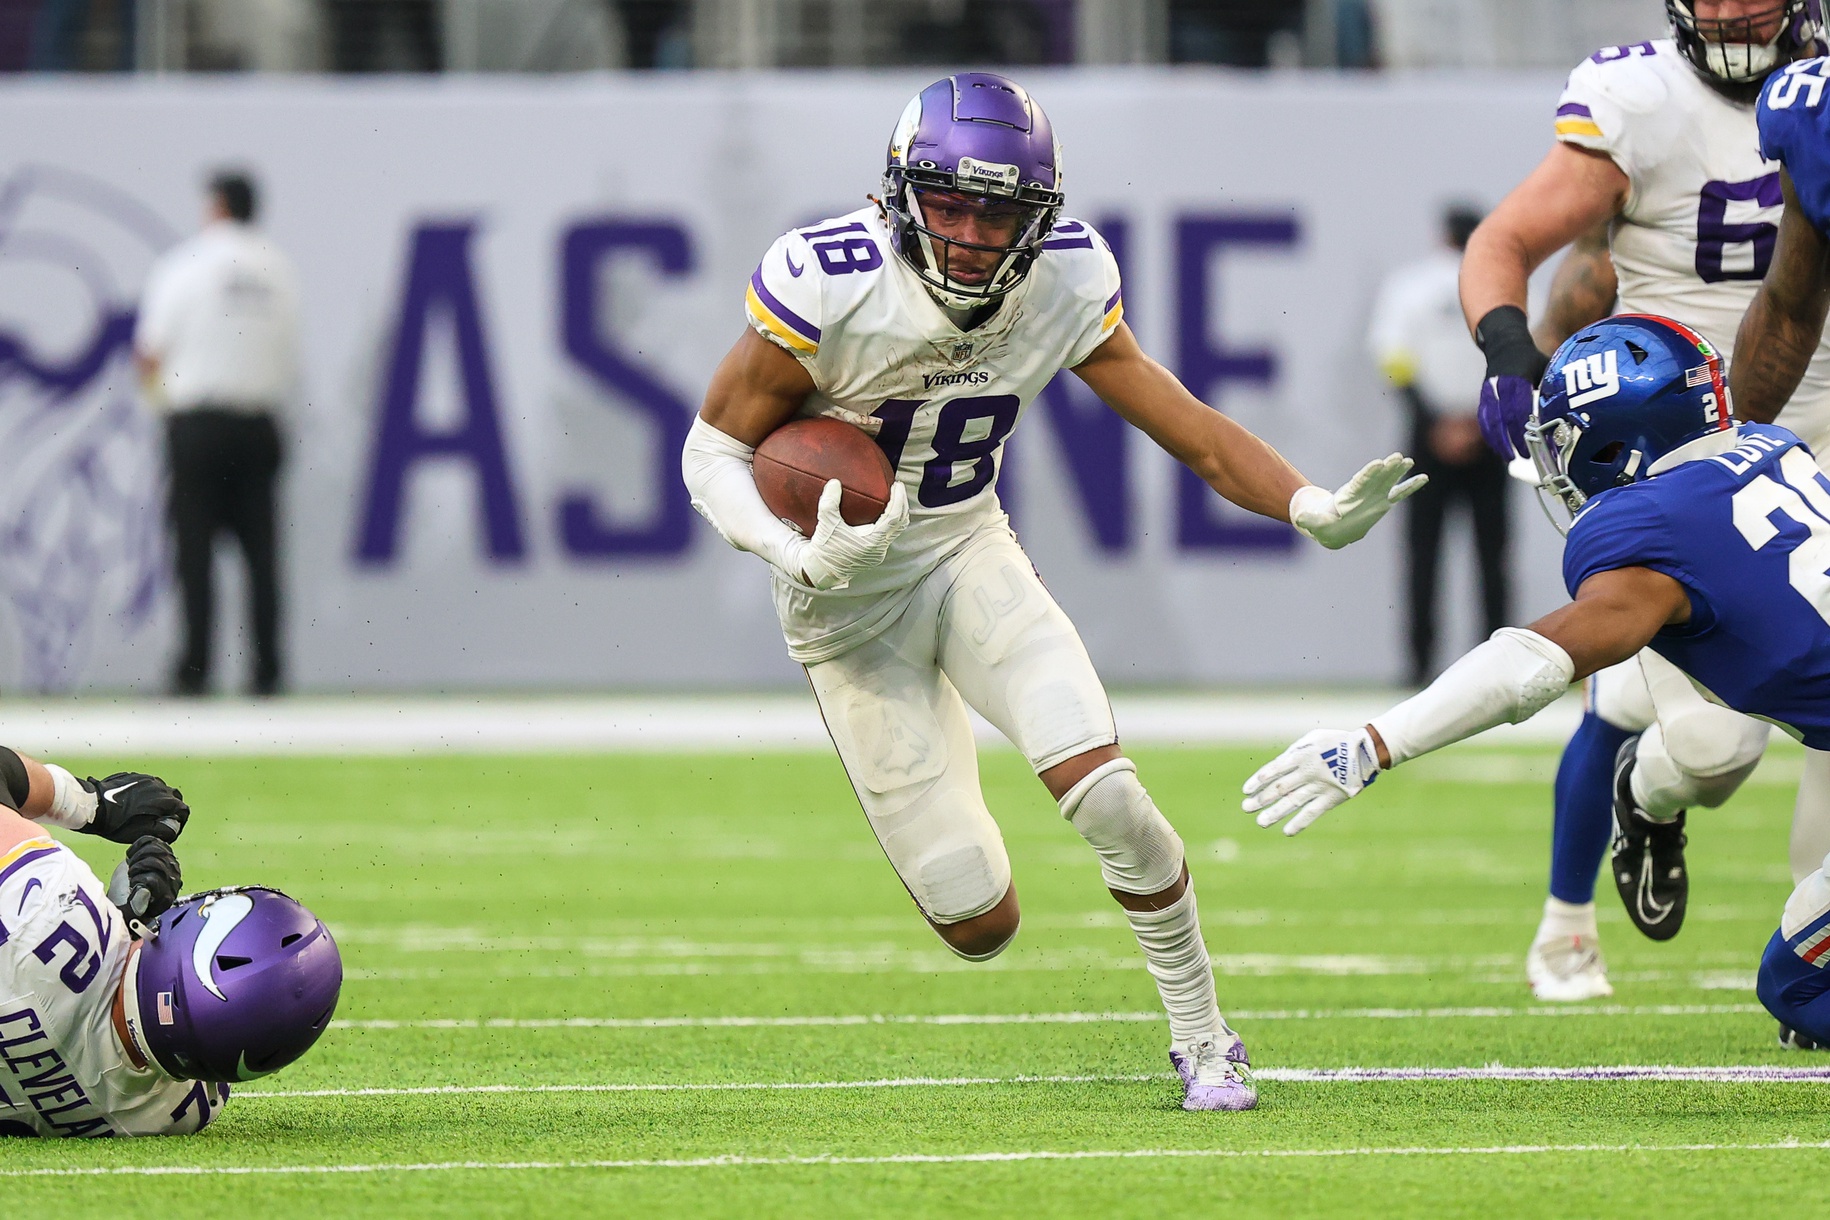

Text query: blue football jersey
(1759, 58), (1830, 235)
(1563, 423), (1830, 749)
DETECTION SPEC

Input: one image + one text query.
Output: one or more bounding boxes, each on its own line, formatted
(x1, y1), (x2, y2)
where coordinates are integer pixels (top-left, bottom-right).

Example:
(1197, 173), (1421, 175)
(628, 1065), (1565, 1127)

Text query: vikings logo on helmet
(1527, 314), (1734, 529)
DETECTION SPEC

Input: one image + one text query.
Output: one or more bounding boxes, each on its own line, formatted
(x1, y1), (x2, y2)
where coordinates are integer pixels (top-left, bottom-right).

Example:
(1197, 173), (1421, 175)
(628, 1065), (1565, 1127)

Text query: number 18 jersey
(744, 206), (1123, 664)
(1558, 40), (1830, 451)
(1563, 424), (1830, 749)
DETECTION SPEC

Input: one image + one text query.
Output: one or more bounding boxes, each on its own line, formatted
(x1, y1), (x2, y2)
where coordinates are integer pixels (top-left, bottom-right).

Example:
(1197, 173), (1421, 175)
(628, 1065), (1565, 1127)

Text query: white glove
(1241, 728), (1381, 836)
(795, 479), (910, 590)
(1289, 454), (1428, 549)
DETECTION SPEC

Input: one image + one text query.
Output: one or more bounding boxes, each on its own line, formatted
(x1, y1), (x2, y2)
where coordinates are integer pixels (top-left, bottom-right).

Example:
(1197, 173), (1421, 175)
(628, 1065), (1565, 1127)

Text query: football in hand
(753, 417), (895, 537)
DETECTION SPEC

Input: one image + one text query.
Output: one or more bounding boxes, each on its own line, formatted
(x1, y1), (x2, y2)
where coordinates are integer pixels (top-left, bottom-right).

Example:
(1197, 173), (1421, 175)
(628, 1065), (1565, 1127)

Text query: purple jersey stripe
(1104, 288), (1122, 313)
(749, 269), (820, 343)
(0, 845), (60, 890)
(1556, 102), (1593, 118)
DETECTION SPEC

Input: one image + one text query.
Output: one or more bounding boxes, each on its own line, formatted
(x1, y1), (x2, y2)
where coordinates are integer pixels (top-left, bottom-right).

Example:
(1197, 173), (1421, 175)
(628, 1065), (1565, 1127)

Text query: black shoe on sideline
(1609, 734), (1688, 942)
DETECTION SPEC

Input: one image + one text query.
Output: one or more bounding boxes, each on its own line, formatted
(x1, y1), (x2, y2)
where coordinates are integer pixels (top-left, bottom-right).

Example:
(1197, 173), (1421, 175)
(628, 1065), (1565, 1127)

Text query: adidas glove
(796, 479), (910, 591)
(81, 773), (189, 844)
(106, 836), (183, 932)
(1241, 728), (1381, 836)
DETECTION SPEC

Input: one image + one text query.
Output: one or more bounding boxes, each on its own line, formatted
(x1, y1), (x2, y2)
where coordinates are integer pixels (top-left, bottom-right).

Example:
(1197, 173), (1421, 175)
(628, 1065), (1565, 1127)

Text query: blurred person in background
(1368, 204), (1510, 689)
(136, 170), (300, 697)
(1458, 0), (1830, 1014)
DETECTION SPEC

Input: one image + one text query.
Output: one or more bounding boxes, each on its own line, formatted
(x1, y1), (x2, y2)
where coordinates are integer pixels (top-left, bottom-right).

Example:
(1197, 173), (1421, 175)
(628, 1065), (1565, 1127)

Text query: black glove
(112, 836), (182, 929)
(79, 773), (189, 844)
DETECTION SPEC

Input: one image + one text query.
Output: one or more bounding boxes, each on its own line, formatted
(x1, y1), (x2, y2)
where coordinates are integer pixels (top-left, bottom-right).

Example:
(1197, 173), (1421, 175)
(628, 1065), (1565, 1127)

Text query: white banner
(0, 71), (1577, 692)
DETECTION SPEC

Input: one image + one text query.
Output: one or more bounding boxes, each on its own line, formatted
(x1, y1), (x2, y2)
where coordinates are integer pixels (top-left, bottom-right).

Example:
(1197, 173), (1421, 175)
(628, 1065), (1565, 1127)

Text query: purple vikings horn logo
(0, 165), (174, 692)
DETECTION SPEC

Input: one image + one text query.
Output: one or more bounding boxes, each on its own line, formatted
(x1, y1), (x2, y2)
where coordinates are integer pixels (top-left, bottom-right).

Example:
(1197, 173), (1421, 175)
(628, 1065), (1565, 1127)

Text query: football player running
(1458, 0), (1830, 1003)
(0, 745), (341, 1136)
(1240, 313), (1830, 1049)
(682, 73), (1424, 1112)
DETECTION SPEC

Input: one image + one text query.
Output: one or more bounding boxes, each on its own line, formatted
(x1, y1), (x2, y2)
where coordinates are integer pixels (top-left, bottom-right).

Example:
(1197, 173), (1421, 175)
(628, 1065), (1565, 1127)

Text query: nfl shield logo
(951, 340), (973, 364)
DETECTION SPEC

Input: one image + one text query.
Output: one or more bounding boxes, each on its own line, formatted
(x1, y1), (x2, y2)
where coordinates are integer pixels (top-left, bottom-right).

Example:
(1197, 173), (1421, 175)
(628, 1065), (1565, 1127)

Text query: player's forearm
(1365, 629), (1576, 769)
(0, 746), (92, 827)
(681, 416), (809, 580)
(1733, 287), (1826, 424)
(1458, 222), (1536, 331)
(1532, 223), (1616, 354)
(1186, 410), (1309, 522)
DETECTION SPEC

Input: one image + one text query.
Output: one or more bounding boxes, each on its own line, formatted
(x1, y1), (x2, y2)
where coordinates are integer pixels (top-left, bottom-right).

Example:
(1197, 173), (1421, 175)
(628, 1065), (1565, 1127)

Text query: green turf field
(9, 742), (1830, 1217)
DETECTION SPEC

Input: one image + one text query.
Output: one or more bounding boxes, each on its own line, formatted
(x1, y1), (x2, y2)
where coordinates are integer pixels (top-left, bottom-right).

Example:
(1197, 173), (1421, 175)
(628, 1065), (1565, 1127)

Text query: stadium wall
(0, 70), (1578, 692)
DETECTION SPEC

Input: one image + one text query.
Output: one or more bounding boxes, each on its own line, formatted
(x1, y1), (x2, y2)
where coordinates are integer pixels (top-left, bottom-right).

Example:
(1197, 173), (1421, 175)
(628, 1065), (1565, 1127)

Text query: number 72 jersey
(1563, 424), (1830, 749)
(743, 205), (1123, 664)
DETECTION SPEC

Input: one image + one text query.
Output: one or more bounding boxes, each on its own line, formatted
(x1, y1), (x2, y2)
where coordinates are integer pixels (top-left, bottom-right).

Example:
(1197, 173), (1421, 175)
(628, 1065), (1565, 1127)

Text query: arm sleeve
(1369, 628), (1576, 767)
(744, 232), (824, 367)
(1064, 223), (1126, 368)
(681, 416), (810, 583)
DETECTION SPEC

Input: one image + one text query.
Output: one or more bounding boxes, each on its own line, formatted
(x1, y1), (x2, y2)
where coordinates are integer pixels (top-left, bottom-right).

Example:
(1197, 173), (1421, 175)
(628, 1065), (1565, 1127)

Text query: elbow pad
(1371, 628), (1574, 767)
(680, 416), (809, 579)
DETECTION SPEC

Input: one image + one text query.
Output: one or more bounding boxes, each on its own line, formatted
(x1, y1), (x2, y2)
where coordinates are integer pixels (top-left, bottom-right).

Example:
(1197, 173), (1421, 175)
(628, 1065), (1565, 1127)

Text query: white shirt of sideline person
(134, 216), (300, 416)
(1368, 248), (1487, 419)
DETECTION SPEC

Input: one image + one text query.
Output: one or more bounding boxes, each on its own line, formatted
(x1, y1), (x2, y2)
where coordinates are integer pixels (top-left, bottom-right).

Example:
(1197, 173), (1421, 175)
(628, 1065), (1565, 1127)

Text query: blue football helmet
(1527, 313), (1734, 528)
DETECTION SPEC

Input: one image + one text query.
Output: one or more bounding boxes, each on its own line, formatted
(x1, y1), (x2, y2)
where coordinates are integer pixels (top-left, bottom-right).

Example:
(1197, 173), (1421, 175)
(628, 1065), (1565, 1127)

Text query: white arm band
(38, 763), (96, 831)
(681, 416), (810, 582)
(1369, 627), (1575, 767)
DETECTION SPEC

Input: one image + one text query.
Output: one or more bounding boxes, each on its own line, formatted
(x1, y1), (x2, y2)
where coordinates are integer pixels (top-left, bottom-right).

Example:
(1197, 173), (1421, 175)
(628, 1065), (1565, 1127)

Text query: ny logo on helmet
(1564, 349), (1620, 408)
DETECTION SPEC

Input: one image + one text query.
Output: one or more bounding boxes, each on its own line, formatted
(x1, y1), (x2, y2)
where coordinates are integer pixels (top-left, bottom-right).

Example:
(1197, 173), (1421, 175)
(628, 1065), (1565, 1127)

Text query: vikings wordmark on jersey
(0, 838), (222, 1137)
(744, 205), (1122, 664)
(1559, 38), (1830, 452)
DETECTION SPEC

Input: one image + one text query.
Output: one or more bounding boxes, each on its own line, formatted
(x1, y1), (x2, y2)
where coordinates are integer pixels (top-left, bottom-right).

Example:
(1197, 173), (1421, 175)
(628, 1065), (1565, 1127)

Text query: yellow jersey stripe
(1102, 300), (1124, 331)
(0, 837), (59, 870)
(746, 285), (819, 355)
(1555, 118), (1604, 139)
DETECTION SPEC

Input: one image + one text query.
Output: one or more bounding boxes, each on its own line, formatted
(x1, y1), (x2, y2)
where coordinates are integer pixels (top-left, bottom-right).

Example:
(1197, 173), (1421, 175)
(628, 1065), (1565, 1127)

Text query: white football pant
(805, 527), (1118, 924)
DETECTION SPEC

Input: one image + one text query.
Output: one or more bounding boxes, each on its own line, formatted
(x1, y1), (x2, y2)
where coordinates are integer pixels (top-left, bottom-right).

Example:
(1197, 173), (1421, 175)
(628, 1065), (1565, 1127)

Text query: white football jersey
(745, 206), (1122, 663)
(0, 837), (221, 1137)
(1558, 39), (1830, 451)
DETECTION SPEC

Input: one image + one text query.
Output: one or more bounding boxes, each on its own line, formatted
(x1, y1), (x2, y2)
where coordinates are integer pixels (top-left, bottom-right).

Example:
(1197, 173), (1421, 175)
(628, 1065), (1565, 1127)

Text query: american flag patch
(1796, 923), (1830, 966)
(1686, 366), (1712, 387)
(157, 991), (175, 1025)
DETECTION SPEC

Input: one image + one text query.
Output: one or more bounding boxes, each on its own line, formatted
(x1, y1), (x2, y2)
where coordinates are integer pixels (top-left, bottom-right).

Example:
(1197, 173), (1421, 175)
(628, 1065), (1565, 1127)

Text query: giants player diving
(681, 72), (1424, 1111)
(0, 746), (341, 1137)
(1460, 0), (1830, 1004)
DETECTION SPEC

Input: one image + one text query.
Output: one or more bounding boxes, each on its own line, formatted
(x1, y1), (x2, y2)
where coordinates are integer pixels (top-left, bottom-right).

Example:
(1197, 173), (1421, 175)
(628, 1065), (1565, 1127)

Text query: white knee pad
(1631, 720), (1762, 817)
(1658, 701), (1770, 778)
(1058, 758), (1185, 896)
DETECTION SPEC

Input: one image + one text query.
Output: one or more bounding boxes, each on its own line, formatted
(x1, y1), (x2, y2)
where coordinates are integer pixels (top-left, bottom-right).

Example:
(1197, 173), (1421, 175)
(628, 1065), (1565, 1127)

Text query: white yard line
(0, 692), (1589, 755)
(330, 1004), (1768, 1031)
(231, 1065), (1830, 1100)
(9, 1141), (1830, 1177)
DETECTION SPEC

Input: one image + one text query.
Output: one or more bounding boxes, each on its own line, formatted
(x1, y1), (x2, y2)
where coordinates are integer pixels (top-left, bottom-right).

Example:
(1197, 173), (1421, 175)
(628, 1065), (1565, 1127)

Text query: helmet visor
(905, 186), (1051, 298)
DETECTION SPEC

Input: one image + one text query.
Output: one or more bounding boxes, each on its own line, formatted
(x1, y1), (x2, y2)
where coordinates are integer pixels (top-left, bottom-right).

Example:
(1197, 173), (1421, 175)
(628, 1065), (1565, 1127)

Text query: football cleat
(1169, 1037), (1258, 1112)
(1609, 736), (1688, 941)
(1778, 1022), (1824, 1051)
(1526, 932), (1614, 1002)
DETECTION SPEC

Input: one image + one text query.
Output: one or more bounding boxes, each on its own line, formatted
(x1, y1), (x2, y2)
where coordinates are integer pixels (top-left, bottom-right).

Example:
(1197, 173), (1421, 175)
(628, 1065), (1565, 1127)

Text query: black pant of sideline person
(166, 409), (283, 696)
(1404, 395), (1510, 687)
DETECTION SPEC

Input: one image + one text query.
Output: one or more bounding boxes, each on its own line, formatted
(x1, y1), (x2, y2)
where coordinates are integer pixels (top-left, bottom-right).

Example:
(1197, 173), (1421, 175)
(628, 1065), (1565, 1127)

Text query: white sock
(1124, 877), (1230, 1049)
(1535, 895), (1597, 942)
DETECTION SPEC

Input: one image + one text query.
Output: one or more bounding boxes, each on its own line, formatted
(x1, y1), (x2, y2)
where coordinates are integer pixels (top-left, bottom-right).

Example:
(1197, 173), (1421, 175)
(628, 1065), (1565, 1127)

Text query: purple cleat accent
(1169, 1037), (1258, 1112)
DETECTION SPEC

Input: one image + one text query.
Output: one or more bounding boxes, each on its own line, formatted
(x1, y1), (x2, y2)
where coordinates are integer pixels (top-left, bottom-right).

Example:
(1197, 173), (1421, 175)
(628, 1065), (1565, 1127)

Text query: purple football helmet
(1667, 0), (1826, 87)
(882, 72), (1064, 309)
(120, 886), (341, 1083)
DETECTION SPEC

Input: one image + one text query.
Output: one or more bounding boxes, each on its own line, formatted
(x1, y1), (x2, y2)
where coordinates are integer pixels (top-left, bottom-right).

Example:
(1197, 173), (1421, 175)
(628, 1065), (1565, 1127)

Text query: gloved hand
(1473, 305), (1549, 460)
(796, 479), (910, 590)
(79, 773), (189, 844)
(106, 836), (183, 932)
(1242, 728), (1382, 836)
(1289, 456), (1428, 549)
(1478, 376), (1539, 460)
